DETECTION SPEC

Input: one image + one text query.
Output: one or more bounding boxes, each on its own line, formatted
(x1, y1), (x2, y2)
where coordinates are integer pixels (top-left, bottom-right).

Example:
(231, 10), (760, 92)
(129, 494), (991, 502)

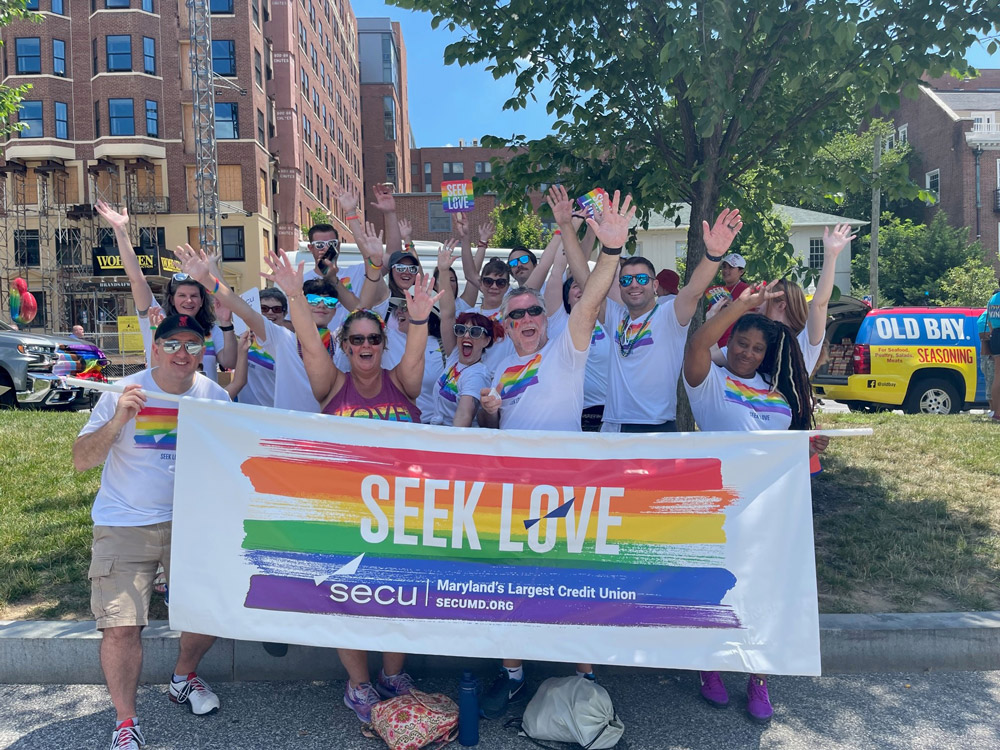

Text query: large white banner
(171, 399), (821, 675)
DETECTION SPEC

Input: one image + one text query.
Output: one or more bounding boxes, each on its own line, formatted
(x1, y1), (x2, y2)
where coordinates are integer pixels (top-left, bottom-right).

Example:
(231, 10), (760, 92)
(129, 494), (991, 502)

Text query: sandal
(153, 564), (167, 596)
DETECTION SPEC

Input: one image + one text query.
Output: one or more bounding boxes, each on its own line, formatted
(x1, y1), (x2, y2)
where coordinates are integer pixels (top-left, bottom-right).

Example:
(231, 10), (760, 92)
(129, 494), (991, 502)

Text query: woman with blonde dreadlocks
(682, 281), (824, 723)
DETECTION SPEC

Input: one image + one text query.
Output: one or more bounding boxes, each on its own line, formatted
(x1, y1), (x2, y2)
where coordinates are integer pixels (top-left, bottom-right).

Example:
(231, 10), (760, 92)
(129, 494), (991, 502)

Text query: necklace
(617, 307), (656, 358)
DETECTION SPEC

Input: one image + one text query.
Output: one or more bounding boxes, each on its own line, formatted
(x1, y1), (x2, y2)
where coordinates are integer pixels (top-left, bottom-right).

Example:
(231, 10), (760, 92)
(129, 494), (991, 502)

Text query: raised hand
(585, 189), (635, 249)
(437, 239), (459, 271)
(479, 387), (501, 416)
(477, 220), (495, 245)
(175, 243), (214, 286)
(453, 211), (469, 239)
(738, 280), (784, 310)
(332, 183), (361, 214)
(148, 305), (165, 329)
(370, 183), (396, 213)
(262, 248), (305, 296)
(823, 223), (857, 259)
(403, 272), (444, 321)
(214, 296), (232, 324)
(546, 184), (574, 226)
(358, 221), (385, 267)
(238, 330), (253, 354)
(114, 384), (146, 423)
(398, 218), (413, 243)
(95, 199), (129, 231)
(703, 208), (743, 259)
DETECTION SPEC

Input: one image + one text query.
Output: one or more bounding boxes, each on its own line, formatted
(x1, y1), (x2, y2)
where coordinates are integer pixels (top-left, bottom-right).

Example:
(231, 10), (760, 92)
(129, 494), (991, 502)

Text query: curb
(3, 612), (999, 684)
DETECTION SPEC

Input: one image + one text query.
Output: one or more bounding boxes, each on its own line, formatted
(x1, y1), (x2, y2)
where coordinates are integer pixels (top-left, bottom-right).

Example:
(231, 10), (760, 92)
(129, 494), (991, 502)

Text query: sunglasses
(392, 263), (419, 274)
(506, 305), (544, 320)
(481, 277), (509, 289)
(260, 303), (285, 314)
(159, 339), (205, 355)
(347, 333), (384, 346)
(310, 239), (339, 250)
(508, 256), (533, 268)
(454, 323), (488, 338)
(306, 294), (339, 308)
(172, 272), (191, 282)
(619, 273), (652, 287)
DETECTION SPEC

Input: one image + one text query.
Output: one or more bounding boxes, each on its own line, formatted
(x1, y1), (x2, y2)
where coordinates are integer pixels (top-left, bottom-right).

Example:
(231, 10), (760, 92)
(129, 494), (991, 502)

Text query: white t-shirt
(302, 262), (367, 333)
(489, 325), (587, 432)
(468, 305), (510, 375)
(684, 364), (792, 432)
(430, 350), (491, 426)
(80, 369), (230, 526)
(603, 298), (688, 424)
(380, 324), (445, 422)
(237, 332), (277, 407)
(797, 327), (823, 375)
(139, 298), (227, 383)
(454, 298), (473, 315)
(549, 307), (610, 408)
(258, 318), (332, 413)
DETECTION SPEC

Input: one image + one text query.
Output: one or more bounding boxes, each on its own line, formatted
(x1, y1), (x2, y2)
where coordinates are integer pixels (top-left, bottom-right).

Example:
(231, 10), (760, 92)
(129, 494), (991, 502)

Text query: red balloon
(13, 277), (27, 294)
(19, 291), (37, 324)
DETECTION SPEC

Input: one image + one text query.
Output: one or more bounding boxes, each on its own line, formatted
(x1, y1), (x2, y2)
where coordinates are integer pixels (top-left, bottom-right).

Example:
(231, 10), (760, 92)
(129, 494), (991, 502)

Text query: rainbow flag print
(238, 439), (744, 629)
(248, 340), (275, 371)
(615, 316), (654, 351)
(591, 323), (606, 346)
(133, 406), (178, 451)
(438, 364), (461, 403)
(203, 334), (216, 359)
(497, 354), (541, 399)
(723, 377), (792, 419)
(576, 189), (606, 218)
(704, 285), (731, 310)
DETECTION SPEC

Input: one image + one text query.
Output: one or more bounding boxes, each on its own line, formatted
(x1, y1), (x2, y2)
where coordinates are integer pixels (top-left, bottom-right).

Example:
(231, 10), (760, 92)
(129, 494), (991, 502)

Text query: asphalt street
(3, 669), (1000, 750)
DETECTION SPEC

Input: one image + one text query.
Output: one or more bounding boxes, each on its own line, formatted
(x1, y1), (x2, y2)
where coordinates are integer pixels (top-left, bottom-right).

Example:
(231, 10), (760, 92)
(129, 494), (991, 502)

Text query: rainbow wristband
(345, 214), (360, 222)
(208, 276), (221, 295)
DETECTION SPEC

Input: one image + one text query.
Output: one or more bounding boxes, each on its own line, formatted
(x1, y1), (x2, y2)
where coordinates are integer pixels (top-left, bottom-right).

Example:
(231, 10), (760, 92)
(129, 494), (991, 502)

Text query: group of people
(79, 185), (848, 750)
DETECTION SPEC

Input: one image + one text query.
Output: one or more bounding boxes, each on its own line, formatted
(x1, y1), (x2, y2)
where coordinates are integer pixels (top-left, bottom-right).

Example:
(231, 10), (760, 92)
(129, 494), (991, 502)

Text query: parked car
(0, 320), (109, 409)
(812, 297), (989, 415)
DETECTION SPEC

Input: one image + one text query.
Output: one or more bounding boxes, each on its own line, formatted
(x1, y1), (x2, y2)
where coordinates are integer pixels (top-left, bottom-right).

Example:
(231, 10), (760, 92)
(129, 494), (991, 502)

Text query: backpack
(365, 690), (459, 750)
(517, 676), (625, 749)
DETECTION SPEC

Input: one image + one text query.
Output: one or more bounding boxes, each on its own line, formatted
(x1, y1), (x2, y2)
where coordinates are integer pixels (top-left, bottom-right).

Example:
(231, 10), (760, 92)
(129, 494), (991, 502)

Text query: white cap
(721, 253), (746, 269)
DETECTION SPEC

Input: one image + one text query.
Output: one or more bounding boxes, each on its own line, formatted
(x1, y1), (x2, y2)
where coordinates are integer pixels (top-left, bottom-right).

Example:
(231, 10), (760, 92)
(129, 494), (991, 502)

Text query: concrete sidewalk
(3, 612), (1000, 684)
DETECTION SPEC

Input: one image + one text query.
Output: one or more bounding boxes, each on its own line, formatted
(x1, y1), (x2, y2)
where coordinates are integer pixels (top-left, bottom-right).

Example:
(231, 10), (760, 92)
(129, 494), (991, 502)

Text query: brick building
(0, 0), (362, 333)
(889, 71), (1000, 273)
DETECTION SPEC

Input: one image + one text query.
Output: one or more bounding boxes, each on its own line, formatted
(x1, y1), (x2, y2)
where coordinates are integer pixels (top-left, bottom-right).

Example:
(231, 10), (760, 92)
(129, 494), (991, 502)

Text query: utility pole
(869, 132), (881, 308)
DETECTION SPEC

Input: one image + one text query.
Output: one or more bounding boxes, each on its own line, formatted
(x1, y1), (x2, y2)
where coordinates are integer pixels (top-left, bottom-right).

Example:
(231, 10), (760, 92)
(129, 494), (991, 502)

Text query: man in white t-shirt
(477, 189), (635, 720)
(73, 315), (231, 750)
(301, 222), (367, 333)
(601, 208), (745, 432)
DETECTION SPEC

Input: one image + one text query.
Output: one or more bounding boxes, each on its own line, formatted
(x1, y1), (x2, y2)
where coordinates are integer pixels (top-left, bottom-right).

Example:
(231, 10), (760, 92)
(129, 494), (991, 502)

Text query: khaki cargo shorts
(89, 522), (172, 630)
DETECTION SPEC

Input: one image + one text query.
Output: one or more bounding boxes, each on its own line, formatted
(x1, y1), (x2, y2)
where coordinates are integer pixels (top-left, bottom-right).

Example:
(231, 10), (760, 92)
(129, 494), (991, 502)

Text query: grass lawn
(1, 408), (998, 620)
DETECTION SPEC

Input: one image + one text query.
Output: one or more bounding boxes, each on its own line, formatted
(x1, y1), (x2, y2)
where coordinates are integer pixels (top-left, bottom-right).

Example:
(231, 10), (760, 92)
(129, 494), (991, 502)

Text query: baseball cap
(388, 250), (419, 268)
(655, 269), (680, 295)
(154, 314), (206, 341)
(721, 253), (746, 269)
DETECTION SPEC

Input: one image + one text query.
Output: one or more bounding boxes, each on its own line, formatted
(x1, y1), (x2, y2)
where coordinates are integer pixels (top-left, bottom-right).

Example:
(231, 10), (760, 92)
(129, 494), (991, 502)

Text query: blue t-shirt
(987, 290), (1000, 330)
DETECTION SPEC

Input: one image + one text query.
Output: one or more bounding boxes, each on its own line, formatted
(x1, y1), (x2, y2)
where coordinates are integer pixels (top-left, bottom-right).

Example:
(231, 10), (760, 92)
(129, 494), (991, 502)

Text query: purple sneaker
(344, 681), (381, 723)
(376, 670), (415, 699)
(746, 675), (773, 723)
(699, 671), (729, 708)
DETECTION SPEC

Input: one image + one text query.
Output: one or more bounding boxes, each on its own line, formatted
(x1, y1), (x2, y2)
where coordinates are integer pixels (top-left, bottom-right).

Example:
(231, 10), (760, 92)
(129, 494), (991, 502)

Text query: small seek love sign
(442, 180), (475, 212)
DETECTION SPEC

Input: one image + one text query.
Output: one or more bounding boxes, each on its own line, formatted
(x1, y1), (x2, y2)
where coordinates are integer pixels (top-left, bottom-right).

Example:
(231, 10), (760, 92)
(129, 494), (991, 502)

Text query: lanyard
(617, 307), (656, 358)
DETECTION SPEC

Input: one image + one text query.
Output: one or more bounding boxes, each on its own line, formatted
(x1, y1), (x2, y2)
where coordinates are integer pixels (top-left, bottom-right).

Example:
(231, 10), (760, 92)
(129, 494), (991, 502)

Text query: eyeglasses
(159, 339), (205, 355)
(260, 304), (285, 314)
(619, 273), (652, 287)
(310, 239), (339, 251)
(481, 277), (509, 289)
(305, 294), (339, 308)
(506, 305), (544, 320)
(347, 333), (384, 346)
(454, 323), (488, 338)
(508, 256), (533, 268)
(392, 263), (419, 274)
(171, 272), (191, 282)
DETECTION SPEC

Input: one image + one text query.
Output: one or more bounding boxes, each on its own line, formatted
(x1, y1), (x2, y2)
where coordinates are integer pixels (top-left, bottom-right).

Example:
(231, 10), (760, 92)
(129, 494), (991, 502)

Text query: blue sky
(352, 0), (1000, 147)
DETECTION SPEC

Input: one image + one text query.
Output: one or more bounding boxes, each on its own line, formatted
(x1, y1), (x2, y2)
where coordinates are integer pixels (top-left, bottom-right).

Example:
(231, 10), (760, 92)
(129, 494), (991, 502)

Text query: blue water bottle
(458, 670), (480, 746)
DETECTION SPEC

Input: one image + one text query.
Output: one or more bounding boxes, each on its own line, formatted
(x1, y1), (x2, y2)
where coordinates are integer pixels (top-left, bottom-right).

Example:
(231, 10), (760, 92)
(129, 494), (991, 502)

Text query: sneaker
(581, 672), (596, 682)
(375, 669), (415, 699)
(108, 719), (145, 749)
(168, 672), (220, 715)
(344, 681), (381, 723)
(699, 671), (729, 708)
(479, 669), (526, 719)
(746, 675), (773, 723)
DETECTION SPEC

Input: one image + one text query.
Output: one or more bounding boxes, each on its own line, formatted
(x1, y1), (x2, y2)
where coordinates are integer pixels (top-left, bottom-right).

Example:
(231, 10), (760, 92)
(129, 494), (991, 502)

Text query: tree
(932, 258), (998, 308)
(391, 0), (999, 294)
(489, 204), (550, 249)
(301, 206), (332, 237)
(853, 211), (985, 305)
(0, 2), (40, 142)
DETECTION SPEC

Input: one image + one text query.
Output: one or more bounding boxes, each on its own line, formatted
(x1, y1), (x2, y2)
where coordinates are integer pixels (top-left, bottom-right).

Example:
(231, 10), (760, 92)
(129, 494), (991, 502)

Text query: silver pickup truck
(0, 320), (108, 409)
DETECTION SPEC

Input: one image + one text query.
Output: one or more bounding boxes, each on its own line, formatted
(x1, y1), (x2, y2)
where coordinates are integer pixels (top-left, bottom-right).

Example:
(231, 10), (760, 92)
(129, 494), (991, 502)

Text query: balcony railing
(994, 188), (1000, 213)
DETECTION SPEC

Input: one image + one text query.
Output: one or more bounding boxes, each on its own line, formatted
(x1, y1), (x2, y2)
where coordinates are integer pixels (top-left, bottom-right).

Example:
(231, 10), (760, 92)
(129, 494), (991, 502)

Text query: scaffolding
(35, 160), (68, 330)
(124, 158), (161, 261)
(0, 162), (29, 324)
(187, 0), (220, 256)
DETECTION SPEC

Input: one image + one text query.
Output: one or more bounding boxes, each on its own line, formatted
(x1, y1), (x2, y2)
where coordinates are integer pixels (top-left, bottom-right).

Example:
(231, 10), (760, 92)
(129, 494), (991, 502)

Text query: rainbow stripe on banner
(238, 439), (743, 629)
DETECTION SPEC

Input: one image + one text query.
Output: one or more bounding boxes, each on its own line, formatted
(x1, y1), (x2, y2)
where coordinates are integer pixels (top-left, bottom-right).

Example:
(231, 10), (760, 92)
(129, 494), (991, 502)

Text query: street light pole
(870, 132), (881, 308)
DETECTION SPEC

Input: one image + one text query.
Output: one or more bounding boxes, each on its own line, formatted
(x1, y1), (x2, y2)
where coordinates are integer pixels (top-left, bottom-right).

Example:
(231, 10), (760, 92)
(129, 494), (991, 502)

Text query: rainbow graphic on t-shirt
(327, 404), (415, 421)
(248, 340), (275, 371)
(438, 364), (461, 403)
(616, 316), (654, 351)
(297, 327), (335, 361)
(498, 354), (541, 399)
(723, 377), (792, 418)
(133, 406), (178, 451)
(591, 323), (606, 346)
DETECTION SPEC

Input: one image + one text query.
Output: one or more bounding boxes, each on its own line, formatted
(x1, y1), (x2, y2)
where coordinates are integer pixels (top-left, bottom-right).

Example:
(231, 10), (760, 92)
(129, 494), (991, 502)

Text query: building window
(142, 0), (154, 11)
(94, 100), (101, 137)
(898, 124), (908, 145)
(475, 160), (492, 175)
(925, 169), (940, 201)
(53, 39), (66, 76)
(56, 229), (82, 266)
(55, 101), (68, 139)
(25, 0), (39, 7)
(143, 37), (156, 74)
(92, 37), (98, 75)
(210, 0), (234, 12)
(385, 153), (397, 186)
(251, 0), (259, 25)
(106, 0), (129, 7)
(380, 33), (396, 85)
(212, 40), (237, 76)
(256, 109), (265, 145)
(215, 102), (239, 138)
(18, 101), (43, 138)
(221, 227), (245, 261)
(106, 35), (132, 72)
(428, 202), (452, 233)
(14, 230), (40, 267)
(808, 237), (824, 269)
(109, 98), (135, 135)
(254, 50), (263, 87)
(450, 162), (464, 178)
(383, 96), (396, 141)
(15, 38), (41, 75)
(52, 0), (65, 12)
(146, 99), (158, 137)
